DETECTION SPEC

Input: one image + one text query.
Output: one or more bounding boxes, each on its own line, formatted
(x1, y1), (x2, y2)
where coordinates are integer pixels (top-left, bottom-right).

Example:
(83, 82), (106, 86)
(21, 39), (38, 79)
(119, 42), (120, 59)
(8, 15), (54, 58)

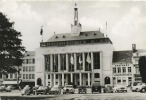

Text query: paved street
(0, 89), (146, 100)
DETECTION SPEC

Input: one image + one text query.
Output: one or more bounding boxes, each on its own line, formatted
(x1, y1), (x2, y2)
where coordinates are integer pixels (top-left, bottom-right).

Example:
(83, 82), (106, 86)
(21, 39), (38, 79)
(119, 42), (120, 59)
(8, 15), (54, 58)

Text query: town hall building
(35, 4), (115, 87)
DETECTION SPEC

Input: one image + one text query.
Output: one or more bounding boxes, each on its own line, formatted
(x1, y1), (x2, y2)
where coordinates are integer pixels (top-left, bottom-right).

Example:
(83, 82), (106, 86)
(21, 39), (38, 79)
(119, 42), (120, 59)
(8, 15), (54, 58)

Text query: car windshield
(66, 85), (73, 88)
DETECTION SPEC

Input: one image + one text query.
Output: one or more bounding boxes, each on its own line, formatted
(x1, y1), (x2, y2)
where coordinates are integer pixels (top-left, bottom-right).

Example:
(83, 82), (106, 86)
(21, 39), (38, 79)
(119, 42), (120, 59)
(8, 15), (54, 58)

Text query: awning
(2, 81), (20, 85)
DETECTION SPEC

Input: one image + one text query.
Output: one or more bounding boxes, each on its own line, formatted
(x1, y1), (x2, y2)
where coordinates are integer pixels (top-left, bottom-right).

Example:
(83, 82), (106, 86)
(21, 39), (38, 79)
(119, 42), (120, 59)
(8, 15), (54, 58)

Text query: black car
(91, 82), (101, 93)
(36, 86), (50, 95)
(78, 86), (87, 94)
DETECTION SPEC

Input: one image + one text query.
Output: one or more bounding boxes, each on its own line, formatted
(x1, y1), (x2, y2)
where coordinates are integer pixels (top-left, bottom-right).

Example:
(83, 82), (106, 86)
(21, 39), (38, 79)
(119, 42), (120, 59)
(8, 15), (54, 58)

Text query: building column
(50, 55), (53, 72)
(74, 53), (77, 71)
(83, 53), (85, 71)
(91, 52), (93, 70)
(88, 73), (90, 86)
(79, 73), (82, 85)
(54, 74), (56, 85)
(66, 54), (68, 71)
(62, 73), (64, 86)
(99, 51), (103, 85)
(58, 54), (61, 72)
(71, 73), (73, 83)
(50, 74), (53, 87)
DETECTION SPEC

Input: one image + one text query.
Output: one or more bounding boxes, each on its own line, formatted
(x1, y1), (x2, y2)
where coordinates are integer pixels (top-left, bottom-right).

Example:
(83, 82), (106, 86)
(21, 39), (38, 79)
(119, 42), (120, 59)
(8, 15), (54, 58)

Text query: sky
(0, 0), (146, 51)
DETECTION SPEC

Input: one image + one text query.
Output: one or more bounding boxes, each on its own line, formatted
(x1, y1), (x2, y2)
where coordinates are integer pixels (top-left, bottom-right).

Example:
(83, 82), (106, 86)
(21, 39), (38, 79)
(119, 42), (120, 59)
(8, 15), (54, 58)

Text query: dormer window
(63, 35), (66, 38)
(85, 34), (88, 36)
(55, 36), (58, 39)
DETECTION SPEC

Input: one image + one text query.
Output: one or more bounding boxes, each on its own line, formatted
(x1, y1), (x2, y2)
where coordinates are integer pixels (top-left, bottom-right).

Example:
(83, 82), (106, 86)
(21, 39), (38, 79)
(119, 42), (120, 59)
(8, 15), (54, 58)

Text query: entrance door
(104, 77), (110, 84)
(37, 78), (42, 86)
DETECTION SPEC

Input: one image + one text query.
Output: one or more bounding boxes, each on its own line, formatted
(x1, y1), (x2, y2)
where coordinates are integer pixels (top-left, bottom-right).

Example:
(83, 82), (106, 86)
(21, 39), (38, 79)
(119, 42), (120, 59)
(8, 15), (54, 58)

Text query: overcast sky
(0, 0), (146, 51)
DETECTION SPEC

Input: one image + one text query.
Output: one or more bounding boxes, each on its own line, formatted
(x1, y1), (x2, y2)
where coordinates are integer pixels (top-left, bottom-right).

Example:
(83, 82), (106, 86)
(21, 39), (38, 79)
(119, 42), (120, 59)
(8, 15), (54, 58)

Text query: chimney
(132, 44), (136, 52)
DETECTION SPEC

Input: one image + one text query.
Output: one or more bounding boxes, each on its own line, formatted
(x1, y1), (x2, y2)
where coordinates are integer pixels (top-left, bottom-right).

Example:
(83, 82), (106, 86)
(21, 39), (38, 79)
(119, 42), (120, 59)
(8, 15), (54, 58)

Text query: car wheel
(141, 88), (146, 93)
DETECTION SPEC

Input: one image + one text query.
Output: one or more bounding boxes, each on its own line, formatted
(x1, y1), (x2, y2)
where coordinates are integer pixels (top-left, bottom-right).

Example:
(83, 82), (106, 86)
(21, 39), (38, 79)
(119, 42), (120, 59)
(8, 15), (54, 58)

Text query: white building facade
(35, 5), (114, 87)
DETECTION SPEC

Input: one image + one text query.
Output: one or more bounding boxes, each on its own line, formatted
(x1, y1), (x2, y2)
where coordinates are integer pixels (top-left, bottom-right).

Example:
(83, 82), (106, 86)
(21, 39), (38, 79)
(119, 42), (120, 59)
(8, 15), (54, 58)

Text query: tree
(0, 12), (25, 75)
(138, 56), (146, 83)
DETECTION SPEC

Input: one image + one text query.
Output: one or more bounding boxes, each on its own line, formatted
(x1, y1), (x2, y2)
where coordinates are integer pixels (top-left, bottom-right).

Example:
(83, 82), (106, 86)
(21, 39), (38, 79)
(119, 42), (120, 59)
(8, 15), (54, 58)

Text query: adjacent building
(35, 4), (115, 87)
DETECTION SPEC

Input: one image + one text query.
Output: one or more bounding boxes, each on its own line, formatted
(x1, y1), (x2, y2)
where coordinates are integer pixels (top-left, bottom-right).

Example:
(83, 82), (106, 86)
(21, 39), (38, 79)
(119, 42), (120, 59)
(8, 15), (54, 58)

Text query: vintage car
(103, 84), (113, 93)
(5, 85), (13, 92)
(36, 86), (50, 95)
(49, 85), (61, 94)
(0, 85), (6, 92)
(132, 82), (146, 92)
(113, 84), (127, 93)
(78, 86), (87, 94)
(63, 85), (75, 94)
(140, 85), (146, 93)
(21, 85), (33, 95)
(91, 82), (102, 93)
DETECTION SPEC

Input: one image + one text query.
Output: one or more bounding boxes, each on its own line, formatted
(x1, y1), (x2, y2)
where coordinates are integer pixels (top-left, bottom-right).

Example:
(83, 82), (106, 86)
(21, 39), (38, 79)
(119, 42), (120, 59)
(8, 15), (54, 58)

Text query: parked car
(113, 84), (127, 93)
(140, 85), (146, 93)
(103, 84), (113, 93)
(0, 85), (6, 92)
(5, 86), (12, 92)
(132, 82), (142, 92)
(63, 85), (75, 94)
(49, 85), (61, 94)
(132, 83), (146, 92)
(91, 82), (102, 93)
(21, 85), (32, 95)
(78, 86), (87, 94)
(36, 86), (50, 95)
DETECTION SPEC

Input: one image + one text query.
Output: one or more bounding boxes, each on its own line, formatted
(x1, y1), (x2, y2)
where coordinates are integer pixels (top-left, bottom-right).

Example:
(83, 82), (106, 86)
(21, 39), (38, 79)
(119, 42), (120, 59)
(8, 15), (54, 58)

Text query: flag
(86, 53), (91, 64)
(70, 55), (74, 65)
(79, 56), (82, 64)
(40, 26), (43, 35)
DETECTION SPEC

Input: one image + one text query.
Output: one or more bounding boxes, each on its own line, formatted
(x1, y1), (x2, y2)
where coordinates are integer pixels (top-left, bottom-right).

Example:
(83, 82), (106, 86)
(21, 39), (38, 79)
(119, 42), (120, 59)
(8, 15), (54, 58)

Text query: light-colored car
(49, 85), (61, 94)
(6, 85), (13, 92)
(132, 83), (146, 92)
(36, 86), (50, 95)
(0, 85), (6, 92)
(21, 85), (31, 95)
(63, 85), (75, 94)
(113, 84), (127, 93)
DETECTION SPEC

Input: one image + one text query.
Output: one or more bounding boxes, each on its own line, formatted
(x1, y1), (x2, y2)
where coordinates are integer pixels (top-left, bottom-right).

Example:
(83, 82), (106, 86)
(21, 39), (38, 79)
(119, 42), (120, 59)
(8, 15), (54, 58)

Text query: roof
(24, 51), (35, 57)
(113, 50), (133, 63)
(47, 31), (105, 42)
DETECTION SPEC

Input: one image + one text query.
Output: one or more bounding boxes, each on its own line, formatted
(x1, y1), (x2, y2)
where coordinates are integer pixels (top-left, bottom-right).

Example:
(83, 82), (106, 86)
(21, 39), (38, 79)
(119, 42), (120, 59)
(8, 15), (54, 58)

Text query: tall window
(53, 54), (58, 72)
(33, 59), (35, 64)
(26, 66), (28, 71)
(118, 67), (121, 73)
(0, 74), (2, 79)
(61, 54), (66, 71)
(113, 68), (116, 73)
(93, 52), (100, 69)
(32, 74), (35, 79)
(85, 53), (91, 71)
(122, 67), (126, 73)
(29, 66), (31, 71)
(76, 53), (82, 70)
(32, 66), (35, 71)
(26, 74), (28, 79)
(15, 73), (17, 79)
(29, 74), (31, 79)
(128, 67), (131, 73)
(23, 74), (25, 79)
(23, 67), (25, 72)
(10, 74), (13, 78)
(45, 55), (50, 71)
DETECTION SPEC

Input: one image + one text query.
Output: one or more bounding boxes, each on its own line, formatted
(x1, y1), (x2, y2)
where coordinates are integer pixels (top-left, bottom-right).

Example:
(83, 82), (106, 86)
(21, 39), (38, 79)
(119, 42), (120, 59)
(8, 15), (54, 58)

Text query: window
(15, 73), (17, 79)
(32, 66), (35, 71)
(22, 59), (26, 64)
(19, 74), (21, 78)
(128, 67), (131, 73)
(6, 75), (8, 78)
(33, 59), (35, 64)
(113, 68), (116, 73)
(10, 74), (13, 78)
(29, 74), (31, 79)
(94, 73), (100, 78)
(122, 67), (126, 73)
(26, 66), (28, 71)
(29, 66), (31, 71)
(0, 74), (2, 79)
(32, 74), (35, 79)
(118, 67), (121, 73)
(23, 74), (25, 79)
(23, 67), (25, 72)
(93, 52), (100, 69)
(26, 74), (28, 79)
(48, 75), (50, 79)
(56, 74), (58, 79)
